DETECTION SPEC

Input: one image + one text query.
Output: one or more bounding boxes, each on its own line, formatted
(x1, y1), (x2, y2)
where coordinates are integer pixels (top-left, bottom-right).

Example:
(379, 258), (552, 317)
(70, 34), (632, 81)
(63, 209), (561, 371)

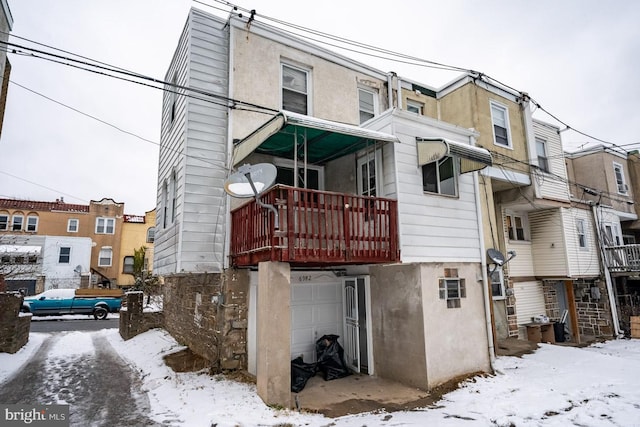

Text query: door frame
(342, 276), (374, 375)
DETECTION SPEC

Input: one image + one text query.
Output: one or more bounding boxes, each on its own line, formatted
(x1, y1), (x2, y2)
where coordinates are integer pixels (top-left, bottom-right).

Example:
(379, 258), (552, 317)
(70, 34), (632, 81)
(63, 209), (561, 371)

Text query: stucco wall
(369, 263), (428, 389)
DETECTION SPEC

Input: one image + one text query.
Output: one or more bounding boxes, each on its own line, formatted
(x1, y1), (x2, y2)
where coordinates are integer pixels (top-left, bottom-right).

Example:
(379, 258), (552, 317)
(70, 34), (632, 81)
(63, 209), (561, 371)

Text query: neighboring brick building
(0, 197), (153, 288)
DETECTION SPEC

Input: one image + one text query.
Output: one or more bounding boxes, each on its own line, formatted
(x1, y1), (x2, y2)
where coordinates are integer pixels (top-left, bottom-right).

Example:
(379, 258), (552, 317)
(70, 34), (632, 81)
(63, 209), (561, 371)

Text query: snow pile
(104, 329), (640, 427)
(0, 333), (46, 383)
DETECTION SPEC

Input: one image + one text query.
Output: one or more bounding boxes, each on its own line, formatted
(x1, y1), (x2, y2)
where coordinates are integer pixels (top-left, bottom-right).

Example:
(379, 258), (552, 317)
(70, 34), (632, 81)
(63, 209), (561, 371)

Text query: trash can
(553, 322), (565, 343)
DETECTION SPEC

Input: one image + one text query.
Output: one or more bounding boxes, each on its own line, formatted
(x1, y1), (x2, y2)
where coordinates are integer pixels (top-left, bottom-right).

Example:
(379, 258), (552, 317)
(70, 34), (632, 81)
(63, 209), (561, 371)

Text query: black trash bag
(291, 356), (316, 392)
(315, 334), (351, 381)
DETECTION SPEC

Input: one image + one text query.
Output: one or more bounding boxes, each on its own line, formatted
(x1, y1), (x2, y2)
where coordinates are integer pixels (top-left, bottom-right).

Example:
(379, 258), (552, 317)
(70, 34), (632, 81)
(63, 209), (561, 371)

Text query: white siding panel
(534, 120), (570, 202)
(529, 209), (569, 277)
(381, 115), (482, 263)
(506, 242), (535, 277)
(514, 280), (546, 326)
(563, 208), (601, 277)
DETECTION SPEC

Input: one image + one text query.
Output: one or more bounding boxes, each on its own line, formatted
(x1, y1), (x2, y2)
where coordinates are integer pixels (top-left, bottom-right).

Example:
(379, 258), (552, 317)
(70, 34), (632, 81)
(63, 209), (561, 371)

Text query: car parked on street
(22, 288), (122, 320)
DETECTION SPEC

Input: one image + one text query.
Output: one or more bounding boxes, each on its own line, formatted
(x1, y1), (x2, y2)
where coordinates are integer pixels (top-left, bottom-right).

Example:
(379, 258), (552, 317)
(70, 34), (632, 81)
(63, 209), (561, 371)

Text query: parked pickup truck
(22, 288), (122, 320)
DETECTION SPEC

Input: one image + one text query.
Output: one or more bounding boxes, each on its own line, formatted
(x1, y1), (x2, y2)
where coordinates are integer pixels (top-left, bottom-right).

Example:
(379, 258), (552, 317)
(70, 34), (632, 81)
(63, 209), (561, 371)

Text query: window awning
(416, 138), (492, 174)
(233, 111), (399, 167)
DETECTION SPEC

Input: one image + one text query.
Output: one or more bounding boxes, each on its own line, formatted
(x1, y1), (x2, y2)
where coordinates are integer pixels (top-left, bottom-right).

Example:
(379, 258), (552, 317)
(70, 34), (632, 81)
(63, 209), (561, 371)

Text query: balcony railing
(230, 185), (400, 267)
(604, 244), (640, 272)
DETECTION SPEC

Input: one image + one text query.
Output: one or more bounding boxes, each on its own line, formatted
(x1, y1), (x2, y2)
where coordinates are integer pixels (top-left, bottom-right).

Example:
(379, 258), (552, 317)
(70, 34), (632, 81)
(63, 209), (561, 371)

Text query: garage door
(514, 280), (546, 327)
(291, 272), (342, 363)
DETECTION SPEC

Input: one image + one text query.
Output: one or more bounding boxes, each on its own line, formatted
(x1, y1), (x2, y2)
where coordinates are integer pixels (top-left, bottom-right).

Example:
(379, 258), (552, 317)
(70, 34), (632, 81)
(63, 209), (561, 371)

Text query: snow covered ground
(2, 329), (640, 426)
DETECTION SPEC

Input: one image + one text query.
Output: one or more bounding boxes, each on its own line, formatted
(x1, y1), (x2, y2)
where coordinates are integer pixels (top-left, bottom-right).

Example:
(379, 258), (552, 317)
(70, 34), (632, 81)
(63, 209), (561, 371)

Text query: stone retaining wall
(0, 292), (30, 353)
(119, 292), (164, 341)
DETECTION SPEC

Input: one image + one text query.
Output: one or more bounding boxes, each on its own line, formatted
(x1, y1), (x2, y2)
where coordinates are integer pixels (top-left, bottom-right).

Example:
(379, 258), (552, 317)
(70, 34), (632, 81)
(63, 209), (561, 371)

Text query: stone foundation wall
(163, 270), (249, 371)
(119, 292), (164, 341)
(0, 292), (30, 354)
(574, 279), (613, 339)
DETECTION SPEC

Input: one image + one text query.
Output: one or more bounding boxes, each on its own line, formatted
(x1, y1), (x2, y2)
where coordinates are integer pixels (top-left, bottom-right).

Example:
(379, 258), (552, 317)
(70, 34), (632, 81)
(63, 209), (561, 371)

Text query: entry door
(553, 282), (573, 336)
(343, 277), (369, 374)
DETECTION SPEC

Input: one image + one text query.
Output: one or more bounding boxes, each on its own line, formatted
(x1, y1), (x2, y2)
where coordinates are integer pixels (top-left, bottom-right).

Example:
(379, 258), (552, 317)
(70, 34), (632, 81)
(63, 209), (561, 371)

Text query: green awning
(232, 111), (399, 167)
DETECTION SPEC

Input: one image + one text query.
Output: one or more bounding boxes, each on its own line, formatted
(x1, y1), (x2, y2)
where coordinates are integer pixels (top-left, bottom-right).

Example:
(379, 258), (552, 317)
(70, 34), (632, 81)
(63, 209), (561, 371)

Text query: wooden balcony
(604, 244), (640, 273)
(230, 186), (400, 267)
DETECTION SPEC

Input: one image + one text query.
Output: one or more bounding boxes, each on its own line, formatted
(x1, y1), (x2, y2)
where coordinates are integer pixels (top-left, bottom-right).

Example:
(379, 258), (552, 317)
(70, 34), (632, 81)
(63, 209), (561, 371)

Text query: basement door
(343, 276), (371, 374)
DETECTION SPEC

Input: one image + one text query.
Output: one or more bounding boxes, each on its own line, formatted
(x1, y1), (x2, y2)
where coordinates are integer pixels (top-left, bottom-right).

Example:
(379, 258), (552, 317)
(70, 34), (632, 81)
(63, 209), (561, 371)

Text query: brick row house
(153, 7), (630, 408)
(0, 197), (155, 293)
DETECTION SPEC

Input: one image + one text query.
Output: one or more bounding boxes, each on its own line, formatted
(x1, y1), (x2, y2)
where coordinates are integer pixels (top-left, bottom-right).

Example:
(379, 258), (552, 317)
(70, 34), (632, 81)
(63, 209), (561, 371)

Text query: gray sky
(1, 0), (638, 214)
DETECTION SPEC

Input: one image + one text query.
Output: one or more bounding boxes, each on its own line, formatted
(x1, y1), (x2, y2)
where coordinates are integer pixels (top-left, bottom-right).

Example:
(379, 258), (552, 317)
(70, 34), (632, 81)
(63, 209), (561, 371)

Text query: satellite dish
(224, 163), (277, 198)
(487, 249), (506, 266)
(74, 265), (82, 274)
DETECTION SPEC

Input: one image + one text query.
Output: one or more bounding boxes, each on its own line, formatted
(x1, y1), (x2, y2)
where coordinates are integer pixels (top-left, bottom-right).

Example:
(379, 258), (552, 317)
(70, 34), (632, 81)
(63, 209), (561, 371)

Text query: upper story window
(506, 213), (527, 241)
(26, 215), (38, 232)
(282, 63), (309, 115)
(613, 162), (627, 194)
(123, 256), (135, 274)
(0, 214), (8, 231)
(170, 72), (178, 124)
(604, 223), (622, 246)
(357, 150), (382, 197)
(12, 215), (23, 231)
(535, 137), (549, 173)
(68, 219), (79, 232)
(422, 157), (457, 196)
(163, 179), (169, 229)
(147, 227), (155, 243)
(171, 170), (178, 223)
(490, 101), (511, 148)
(98, 247), (113, 267)
(406, 100), (424, 115)
(576, 219), (587, 249)
(358, 88), (377, 124)
(96, 217), (115, 234)
(58, 247), (71, 264)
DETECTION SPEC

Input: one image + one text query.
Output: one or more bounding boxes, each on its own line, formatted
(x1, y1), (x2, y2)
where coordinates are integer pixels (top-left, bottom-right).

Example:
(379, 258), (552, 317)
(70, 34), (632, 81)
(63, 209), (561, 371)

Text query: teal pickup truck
(22, 288), (122, 320)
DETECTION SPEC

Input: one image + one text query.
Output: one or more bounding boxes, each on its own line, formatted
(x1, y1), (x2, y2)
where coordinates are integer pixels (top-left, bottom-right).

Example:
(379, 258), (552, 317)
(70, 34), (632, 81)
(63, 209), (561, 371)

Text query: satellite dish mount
(224, 163), (279, 229)
(487, 248), (516, 275)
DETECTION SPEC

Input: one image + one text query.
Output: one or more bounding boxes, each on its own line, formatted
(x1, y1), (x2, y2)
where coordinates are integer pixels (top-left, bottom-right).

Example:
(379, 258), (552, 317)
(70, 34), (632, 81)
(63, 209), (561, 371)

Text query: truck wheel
(93, 307), (108, 320)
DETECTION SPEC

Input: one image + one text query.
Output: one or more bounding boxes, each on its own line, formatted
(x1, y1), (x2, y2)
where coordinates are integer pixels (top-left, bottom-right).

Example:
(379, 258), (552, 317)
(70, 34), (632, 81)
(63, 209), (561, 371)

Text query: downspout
(473, 147), (496, 370)
(592, 204), (623, 337)
(223, 16), (236, 270)
(386, 72), (394, 109)
(396, 75), (402, 110)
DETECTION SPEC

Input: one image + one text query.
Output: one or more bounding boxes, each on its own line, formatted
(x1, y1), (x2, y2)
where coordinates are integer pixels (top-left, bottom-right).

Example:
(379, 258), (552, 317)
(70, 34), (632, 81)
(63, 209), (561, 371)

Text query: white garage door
(291, 272), (342, 363)
(514, 280), (546, 327)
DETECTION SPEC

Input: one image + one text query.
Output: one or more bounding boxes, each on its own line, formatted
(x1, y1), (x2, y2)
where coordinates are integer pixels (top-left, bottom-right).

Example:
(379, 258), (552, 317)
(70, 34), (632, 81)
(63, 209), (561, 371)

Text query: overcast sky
(1, 0), (638, 214)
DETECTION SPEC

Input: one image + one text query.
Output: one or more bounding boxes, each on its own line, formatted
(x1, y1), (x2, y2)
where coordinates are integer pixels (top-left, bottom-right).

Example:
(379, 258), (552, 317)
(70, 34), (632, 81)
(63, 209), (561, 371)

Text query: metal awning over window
(232, 111), (399, 167)
(416, 138), (492, 174)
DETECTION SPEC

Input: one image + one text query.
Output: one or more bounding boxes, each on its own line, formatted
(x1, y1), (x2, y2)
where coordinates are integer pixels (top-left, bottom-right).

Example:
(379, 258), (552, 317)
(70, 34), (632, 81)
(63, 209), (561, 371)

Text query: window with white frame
(274, 158), (323, 190)
(613, 162), (627, 194)
(576, 219), (587, 248)
(98, 247), (113, 267)
(282, 63), (309, 114)
(422, 156), (457, 196)
(170, 72), (178, 124)
(357, 149), (382, 197)
(0, 214), (8, 231)
(123, 256), (134, 274)
(147, 227), (155, 243)
(406, 99), (424, 115)
(58, 247), (71, 264)
(439, 269), (466, 308)
(95, 217), (115, 234)
(490, 267), (505, 299)
(490, 101), (511, 148)
(358, 88), (377, 123)
(163, 180), (169, 229)
(12, 215), (23, 231)
(536, 137), (549, 172)
(67, 219), (79, 232)
(26, 215), (38, 232)
(506, 213), (527, 241)
(603, 223), (622, 246)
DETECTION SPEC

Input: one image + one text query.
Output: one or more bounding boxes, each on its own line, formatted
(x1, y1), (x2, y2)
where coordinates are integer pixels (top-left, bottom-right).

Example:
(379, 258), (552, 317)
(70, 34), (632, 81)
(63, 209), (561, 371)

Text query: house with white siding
(154, 8), (494, 407)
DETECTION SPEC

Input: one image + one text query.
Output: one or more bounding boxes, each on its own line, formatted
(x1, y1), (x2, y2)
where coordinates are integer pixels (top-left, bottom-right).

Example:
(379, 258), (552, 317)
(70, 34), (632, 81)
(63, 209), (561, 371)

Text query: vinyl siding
(513, 280), (546, 327)
(154, 9), (230, 274)
(533, 120), (570, 202)
(372, 113), (482, 263)
(563, 207), (600, 277)
(529, 209), (569, 277)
